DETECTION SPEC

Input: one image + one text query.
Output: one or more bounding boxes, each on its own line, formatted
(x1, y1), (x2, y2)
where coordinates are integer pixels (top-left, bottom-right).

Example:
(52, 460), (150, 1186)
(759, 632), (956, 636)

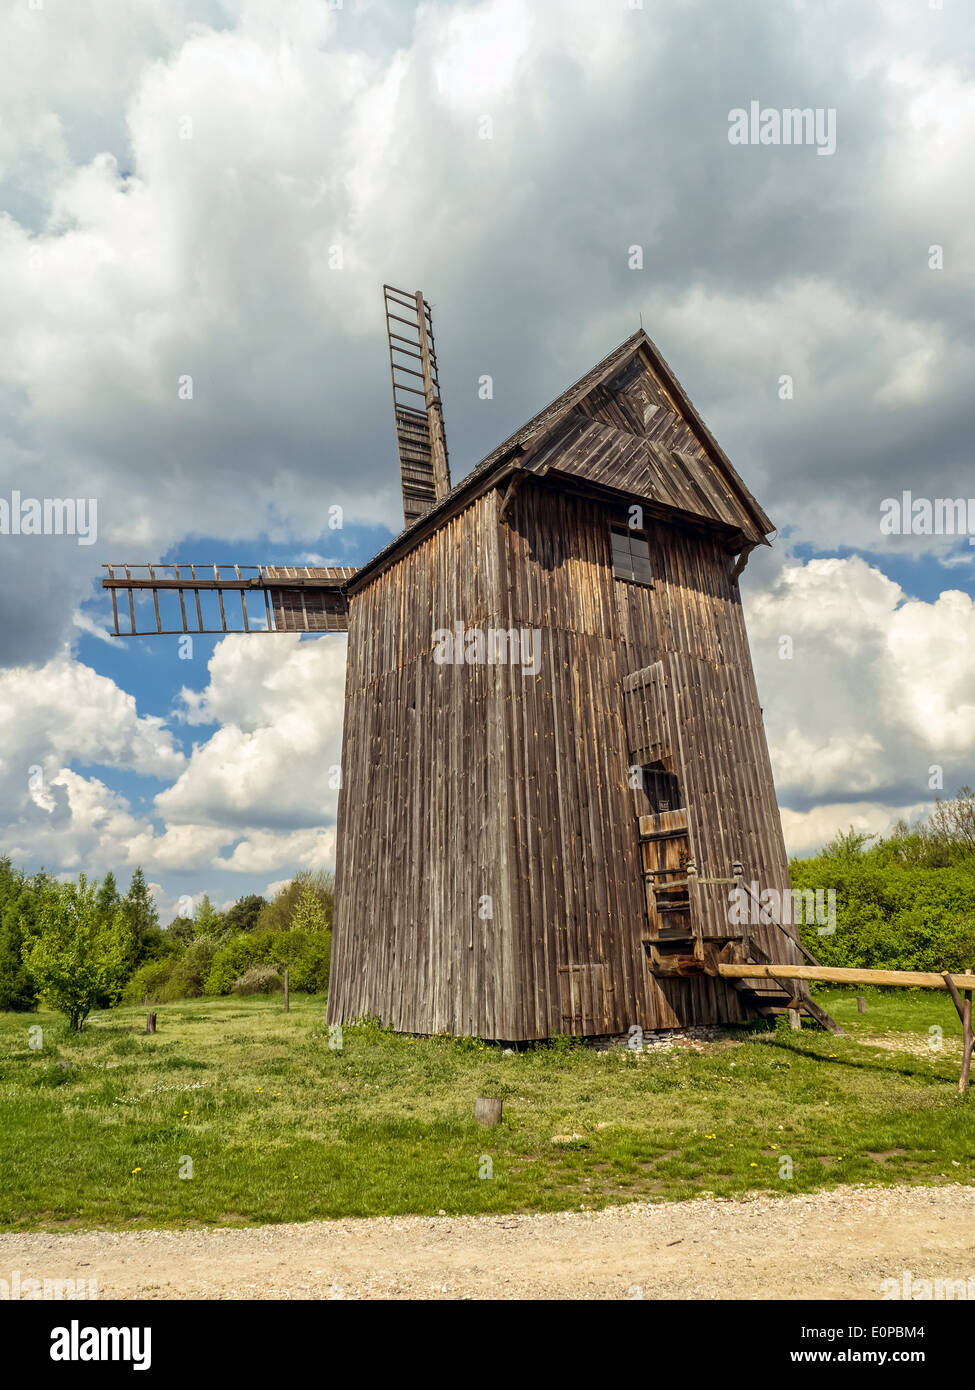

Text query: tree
(0, 859), (35, 1012)
(290, 881), (330, 935)
(257, 870), (334, 933)
(165, 915), (196, 947)
(122, 868), (160, 965)
(192, 894), (224, 939)
(95, 870), (121, 922)
(929, 786), (975, 856)
(25, 876), (133, 1030)
(222, 894), (267, 935)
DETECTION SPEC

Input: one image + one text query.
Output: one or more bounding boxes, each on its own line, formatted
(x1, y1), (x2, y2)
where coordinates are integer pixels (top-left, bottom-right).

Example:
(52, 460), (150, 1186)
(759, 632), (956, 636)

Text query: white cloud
(780, 799), (934, 860)
(746, 554), (975, 850)
(0, 652), (184, 780)
(0, 636), (345, 887)
(161, 633), (345, 826)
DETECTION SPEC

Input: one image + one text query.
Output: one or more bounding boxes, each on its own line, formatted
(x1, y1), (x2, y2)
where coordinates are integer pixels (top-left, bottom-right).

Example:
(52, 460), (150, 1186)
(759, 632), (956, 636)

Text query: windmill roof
(350, 327), (773, 592)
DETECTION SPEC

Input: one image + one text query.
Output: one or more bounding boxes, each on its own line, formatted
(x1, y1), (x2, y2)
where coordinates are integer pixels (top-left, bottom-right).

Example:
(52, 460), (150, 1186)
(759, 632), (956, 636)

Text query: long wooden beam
(718, 964), (975, 991)
(719, 963), (975, 1093)
(102, 576), (348, 591)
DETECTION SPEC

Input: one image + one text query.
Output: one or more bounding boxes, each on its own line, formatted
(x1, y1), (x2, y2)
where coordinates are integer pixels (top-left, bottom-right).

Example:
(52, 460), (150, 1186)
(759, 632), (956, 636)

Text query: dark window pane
(610, 526), (652, 585)
(642, 765), (683, 813)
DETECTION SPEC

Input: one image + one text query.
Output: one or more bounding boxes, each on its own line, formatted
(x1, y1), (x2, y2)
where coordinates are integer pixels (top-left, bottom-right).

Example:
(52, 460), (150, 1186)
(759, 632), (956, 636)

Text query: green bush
(232, 965), (283, 995)
(25, 876), (132, 1030)
(123, 958), (179, 1004)
(122, 936), (221, 1004)
(792, 826), (975, 974)
(166, 936), (221, 999)
(205, 929), (330, 997)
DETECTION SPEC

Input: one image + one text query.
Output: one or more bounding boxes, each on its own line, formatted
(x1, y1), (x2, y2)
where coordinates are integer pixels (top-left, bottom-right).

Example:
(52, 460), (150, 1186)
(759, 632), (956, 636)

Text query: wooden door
(623, 662), (702, 976)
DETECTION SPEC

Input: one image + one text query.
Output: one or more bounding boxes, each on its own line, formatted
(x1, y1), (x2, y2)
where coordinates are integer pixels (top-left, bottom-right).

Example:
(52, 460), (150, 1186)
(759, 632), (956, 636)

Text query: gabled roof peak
(351, 325), (773, 591)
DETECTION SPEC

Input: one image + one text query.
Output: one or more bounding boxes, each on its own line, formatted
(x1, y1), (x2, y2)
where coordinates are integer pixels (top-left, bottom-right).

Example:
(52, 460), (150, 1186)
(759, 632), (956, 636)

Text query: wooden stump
(475, 1097), (502, 1127)
(283, 966), (290, 1013)
(857, 996), (866, 1014)
(145, 1012), (157, 1035)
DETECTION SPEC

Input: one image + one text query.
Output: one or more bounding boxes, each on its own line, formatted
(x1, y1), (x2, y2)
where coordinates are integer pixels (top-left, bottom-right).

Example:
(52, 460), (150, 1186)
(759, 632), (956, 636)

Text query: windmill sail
(102, 564), (354, 636)
(383, 284), (451, 528)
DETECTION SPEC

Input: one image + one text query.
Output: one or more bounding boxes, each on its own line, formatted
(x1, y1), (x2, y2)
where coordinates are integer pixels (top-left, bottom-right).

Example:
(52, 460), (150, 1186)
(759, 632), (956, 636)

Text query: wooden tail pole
(718, 963), (975, 1094)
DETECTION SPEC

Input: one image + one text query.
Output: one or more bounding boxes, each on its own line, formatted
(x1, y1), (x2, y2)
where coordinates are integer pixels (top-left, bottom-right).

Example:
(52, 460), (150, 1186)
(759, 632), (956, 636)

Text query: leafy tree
(25, 876), (133, 1030)
(223, 894), (267, 935)
(165, 915), (196, 947)
(929, 786), (975, 856)
(193, 894), (224, 938)
(257, 870), (334, 933)
(95, 870), (121, 922)
(290, 881), (330, 935)
(0, 859), (35, 1011)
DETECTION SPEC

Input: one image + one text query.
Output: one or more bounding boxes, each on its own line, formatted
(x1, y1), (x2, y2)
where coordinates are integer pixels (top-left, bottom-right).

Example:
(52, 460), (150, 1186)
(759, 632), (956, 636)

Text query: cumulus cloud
(160, 634), (346, 828)
(1, 0), (973, 890)
(780, 799), (935, 861)
(747, 555), (975, 845)
(1, 0), (974, 663)
(0, 634), (343, 887)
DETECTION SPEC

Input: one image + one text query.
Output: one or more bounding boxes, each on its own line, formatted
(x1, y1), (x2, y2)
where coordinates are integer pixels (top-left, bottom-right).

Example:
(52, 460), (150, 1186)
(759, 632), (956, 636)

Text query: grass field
(0, 989), (972, 1232)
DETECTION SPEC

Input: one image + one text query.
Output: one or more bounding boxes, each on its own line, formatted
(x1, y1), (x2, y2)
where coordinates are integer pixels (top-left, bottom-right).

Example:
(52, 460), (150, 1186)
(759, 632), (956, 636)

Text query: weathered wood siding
(329, 479), (798, 1039)
(329, 491), (517, 1037)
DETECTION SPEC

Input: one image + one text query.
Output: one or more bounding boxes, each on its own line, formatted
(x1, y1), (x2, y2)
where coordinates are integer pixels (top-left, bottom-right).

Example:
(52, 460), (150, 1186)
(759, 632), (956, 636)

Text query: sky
(0, 0), (972, 920)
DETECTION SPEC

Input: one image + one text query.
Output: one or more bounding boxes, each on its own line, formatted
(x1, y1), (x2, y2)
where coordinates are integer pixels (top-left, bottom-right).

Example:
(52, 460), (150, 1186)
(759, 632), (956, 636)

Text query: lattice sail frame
(102, 564), (355, 636)
(384, 284), (451, 527)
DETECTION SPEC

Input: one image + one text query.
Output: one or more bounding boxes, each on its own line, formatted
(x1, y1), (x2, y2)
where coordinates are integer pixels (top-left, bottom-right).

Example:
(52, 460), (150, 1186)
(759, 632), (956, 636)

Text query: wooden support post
(942, 973), (974, 1096)
(145, 1012), (156, 1034)
(283, 966), (290, 1013)
(800, 995), (847, 1036)
(857, 995), (866, 1013)
(789, 1009), (801, 1031)
(475, 1097), (502, 1127)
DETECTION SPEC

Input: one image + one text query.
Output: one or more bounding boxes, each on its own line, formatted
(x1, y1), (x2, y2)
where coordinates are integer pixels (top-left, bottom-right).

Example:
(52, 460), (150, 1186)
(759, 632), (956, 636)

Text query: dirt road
(1, 1185), (972, 1300)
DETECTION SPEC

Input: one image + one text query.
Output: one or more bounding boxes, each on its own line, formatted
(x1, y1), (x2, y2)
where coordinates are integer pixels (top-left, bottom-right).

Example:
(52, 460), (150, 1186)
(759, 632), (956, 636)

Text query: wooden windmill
(105, 286), (837, 1040)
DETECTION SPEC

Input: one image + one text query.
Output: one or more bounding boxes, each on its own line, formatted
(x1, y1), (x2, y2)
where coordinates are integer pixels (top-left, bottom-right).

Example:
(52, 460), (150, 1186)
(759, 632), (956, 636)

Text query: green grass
(0, 988), (972, 1232)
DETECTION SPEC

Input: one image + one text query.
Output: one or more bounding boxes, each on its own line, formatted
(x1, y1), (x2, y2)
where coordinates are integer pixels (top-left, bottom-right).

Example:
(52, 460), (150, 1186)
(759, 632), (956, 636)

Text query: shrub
(123, 958), (179, 1005)
(205, 929), (330, 997)
(166, 936), (220, 999)
(122, 935), (221, 1004)
(231, 965), (283, 995)
(792, 819), (975, 974)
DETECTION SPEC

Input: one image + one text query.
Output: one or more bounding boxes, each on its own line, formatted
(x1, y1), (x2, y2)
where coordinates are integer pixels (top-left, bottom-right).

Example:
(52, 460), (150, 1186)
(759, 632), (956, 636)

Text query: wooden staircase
(641, 841), (845, 1034)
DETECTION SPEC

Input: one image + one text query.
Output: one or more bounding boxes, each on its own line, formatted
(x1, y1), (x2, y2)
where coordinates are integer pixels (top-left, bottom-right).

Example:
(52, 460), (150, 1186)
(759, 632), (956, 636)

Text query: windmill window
(639, 763), (683, 814)
(610, 527), (653, 586)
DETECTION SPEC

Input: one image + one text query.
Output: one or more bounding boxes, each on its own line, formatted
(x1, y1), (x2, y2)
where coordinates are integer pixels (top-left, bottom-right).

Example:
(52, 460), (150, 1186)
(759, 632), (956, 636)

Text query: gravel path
(2, 1185), (972, 1300)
